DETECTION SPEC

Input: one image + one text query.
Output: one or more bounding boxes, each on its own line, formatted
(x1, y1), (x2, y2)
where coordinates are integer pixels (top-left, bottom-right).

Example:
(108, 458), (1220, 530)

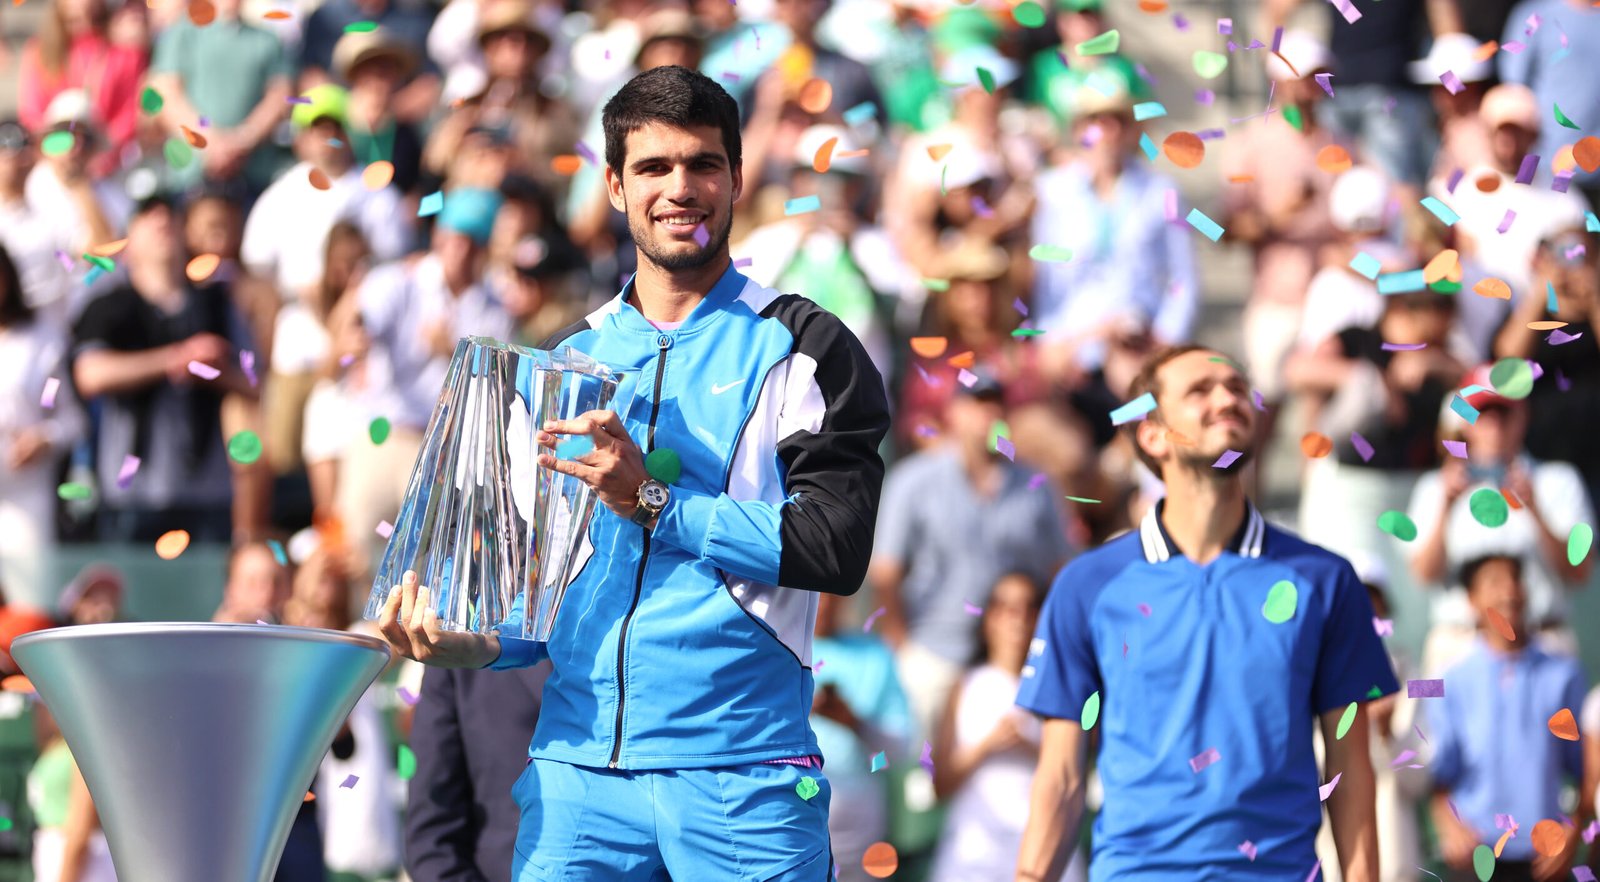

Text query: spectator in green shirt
(1025, 0), (1144, 132)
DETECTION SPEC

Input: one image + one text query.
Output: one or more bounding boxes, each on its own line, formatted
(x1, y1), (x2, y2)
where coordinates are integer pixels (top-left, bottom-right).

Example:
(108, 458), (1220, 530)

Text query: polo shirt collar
(1139, 497), (1265, 564)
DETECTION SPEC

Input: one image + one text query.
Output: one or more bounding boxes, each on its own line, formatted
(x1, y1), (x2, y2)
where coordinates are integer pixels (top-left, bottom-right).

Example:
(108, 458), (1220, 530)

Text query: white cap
(941, 145), (1002, 191)
(794, 124), (868, 175)
(1329, 164), (1393, 233)
(1409, 33), (1493, 85)
(1265, 30), (1332, 82)
(940, 45), (1020, 92)
(44, 88), (94, 129)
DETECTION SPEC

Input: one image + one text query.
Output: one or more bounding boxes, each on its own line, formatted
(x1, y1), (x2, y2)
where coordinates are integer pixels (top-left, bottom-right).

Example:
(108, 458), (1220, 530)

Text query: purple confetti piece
(719, 71), (742, 83)
(863, 606), (886, 633)
(256, 619), (270, 625)
(1525, 12), (1540, 34)
(339, 354), (356, 368)
(340, 775), (359, 789)
(1407, 679), (1445, 698)
(1553, 170), (1575, 193)
(241, 350), (257, 387)
(55, 250), (75, 271)
(188, 361), (221, 381)
(1443, 439), (1469, 458)
(1239, 841), (1258, 861)
(1381, 341), (1427, 351)
(1446, 168), (1464, 193)
(1319, 772), (1342, 801)
(963, 601), (983, 616)
(286, 96), (313, 105)
(1218, 17), (1232, 34)
(1515, 154), (1539, 184)
(1189, 747), (1221, 773)
(1374, 617), (1393, 636)
(813, 660), (823, 670)
(1164, 189), (1178, 222)
(117, 455), (141, 489)
(1246, 39), (1265, 49)
(1549, 329), (1583, 345)
(692, 225), (710, 247)
(1251, 389), (1267, 412)
(197, 116), (209, 128)
(1350, 432), (1375, 462)
(1172, 13), (1189, 30)
(1558, 370), (1573, 391)
(1439, 71), (1464, 95)
(1057, 50), (1071, 68)
(1306, 862), (1322, 882)
(920, 741), (935, 775)
(1389, 749), (1417, 769)
(1138, 603), (1152, 616)
(1213, 449), (1243, 469)
(1565, 244), (1586, 261)
(957, 368), (978, 388)
(1135, 63), (1157, 87)
(994, 435), (1016, 462)
(396, 686), (419, 706)
(1503, 40), (1525, 53)
(376, 520), (394, 538)
(1196, 89), (1215, 106)
(1584, 821), (1599, 844)
(1271, 26), (1284, 52)
(1383, 96), (1397, 115)
(1014, 297), (1029, 317)
(1226, 40), (1238, 52)
(1314, 72), (1335, 97)
(733, 256), (754, 269)
(575, 141), (598, 165)
(1196, 128), (1227, 140)
(971, 196), (994, 219)
(1497, 210), (1516, 233)
(1327, 0), (1362, 24)
(1028, 473), (1047, 490)
(1575, 867), (1596, 882)
(40, 377), (60, 408)
(1415, 724), (1429, 744)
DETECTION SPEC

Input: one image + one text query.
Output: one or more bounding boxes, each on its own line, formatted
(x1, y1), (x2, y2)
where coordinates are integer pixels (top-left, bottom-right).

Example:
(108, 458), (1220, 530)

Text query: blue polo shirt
(1017, 500), (1399, 880)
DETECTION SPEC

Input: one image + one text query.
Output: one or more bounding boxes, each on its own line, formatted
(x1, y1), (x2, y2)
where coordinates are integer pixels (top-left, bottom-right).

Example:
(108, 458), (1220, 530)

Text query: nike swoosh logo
(710, 380), (746, 395)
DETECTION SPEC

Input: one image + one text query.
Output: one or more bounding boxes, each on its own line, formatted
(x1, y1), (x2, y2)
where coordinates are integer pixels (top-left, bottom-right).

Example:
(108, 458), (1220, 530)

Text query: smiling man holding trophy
(373, 64), (893, 882)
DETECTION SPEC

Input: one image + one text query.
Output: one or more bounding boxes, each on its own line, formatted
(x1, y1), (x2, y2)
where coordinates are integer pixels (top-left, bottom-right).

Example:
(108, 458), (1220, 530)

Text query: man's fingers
(538, 454), (602, 484)
(378, 586), (414, 657)
(408, 583), (431, 634)
(398, 570), (417, 625)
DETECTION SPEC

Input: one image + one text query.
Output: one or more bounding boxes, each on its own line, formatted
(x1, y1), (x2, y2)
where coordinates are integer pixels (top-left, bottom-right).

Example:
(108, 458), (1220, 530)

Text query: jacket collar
(610, 261), (749, 338)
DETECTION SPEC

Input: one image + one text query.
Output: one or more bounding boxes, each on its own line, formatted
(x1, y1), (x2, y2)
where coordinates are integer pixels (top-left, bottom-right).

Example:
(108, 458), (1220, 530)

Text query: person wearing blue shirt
(1014, 344), (1400, 882)
(1426, 553), (1588, 882)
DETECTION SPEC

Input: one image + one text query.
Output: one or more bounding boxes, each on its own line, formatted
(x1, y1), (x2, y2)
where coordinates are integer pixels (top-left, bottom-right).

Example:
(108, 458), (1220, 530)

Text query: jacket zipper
(610, 334), (670, 768)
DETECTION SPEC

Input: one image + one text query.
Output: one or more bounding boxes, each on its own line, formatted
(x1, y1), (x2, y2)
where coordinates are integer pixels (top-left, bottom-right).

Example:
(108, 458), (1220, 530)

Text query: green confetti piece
(1377, 510), (1418, 541)
(1366, 684), (1384, 699)
(1028, 244), (1074, 262)
(344, 20), (378, 32)
(985, 419), (1010, 454)
(1192, 50), (1228, 79)
(1011, 328), (1046, 337)
(922, 278), (951, 292)
(227, 430), (263, 465)
(1568, 523), (1592, 566)
(1488, 357), (1533, 399)
(0, 817), (11, 832)
(1554, 102), (1581, 130)
(940, 163), (948, 197)
(1262, 580), (1298, 624)
(1335, 701), (1358, 740)
(84, 254), (115, 272)
(40, 131), (76, 157)
(796, 776), (820, 800)
(57, 482), (93, 500)
(368, 416), (392, 445)
(1075, 29), (1120, 56)
(1472, 844), (1494, 881)
(1081, 691), (1101, 730)
(645, 447), (682, 484)
(164, 137), (194, 169)
(977, 67), (997, 94)
(1468, 487), (1509, 528)
(139, 86), (165, 114)
(1430, 277), (1463, 294)
(1283, 104), (1304, 132)
(1065, 496), (1102, 504)
(1013, 0), (1046, 26)
(870, 750), (887, 772)
(397, 743), (416, 780)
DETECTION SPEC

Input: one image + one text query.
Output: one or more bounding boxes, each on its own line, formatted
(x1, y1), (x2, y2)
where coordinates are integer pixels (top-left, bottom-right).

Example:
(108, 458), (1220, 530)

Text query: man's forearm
(1015, 766), (1084, 882)
(1326, 728), (1381, 882)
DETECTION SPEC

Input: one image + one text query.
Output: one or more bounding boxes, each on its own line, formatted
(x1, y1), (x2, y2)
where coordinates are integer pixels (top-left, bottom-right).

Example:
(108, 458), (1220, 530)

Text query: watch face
(643, 483), (670, 507)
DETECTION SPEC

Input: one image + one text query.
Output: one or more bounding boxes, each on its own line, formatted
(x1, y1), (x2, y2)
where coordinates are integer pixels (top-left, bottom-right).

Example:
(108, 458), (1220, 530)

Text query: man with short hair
(376, 65), (891, 881)
(1015, 345), (1398, 881)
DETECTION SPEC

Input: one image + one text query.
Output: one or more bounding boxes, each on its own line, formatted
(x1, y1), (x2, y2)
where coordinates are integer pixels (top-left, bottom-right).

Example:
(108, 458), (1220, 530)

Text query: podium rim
(12, 622), (393, 656)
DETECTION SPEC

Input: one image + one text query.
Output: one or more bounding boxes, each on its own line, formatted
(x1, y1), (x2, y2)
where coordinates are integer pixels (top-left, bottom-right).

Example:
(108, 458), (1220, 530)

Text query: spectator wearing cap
(1029, 59), (1197, 390)
(332, 188), (514, 586)
(15, 0), (147, 173)
(333, 27), (426, 197)
(1222, 31), (1350, 420)
(870, 368), (1074, 745)
(1406, 361), (1595, 676)
(1413, 33), (1497, 183)
(23, 91), (128, 251)
(240, 84), (413, 308)
(298, 0), (438, 121)
(70, 197), (257, 544)
(1429, 83), (1593, 299)
(147, 0), (293, 197)
(1498, 0), (1600, 199)
(426, 0), (565, 107)
(1494, 225), (1600, 513)
(0, 120), (88, 326)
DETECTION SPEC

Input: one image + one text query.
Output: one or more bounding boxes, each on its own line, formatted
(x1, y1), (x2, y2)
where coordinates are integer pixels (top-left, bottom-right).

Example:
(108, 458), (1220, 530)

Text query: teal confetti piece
(368, 416), (392, 445)
(1138, 133), (1158, 161)
(139, 85), (165, 114)
(1377, 270), (1426, 295)
(40, 131), (75, 156)
(1081, 691), (1101, 730)
(268, 539), (288, 566)
(1568, 523), (1593, 566)
(1587, 211), (1600, 233)
(1186, 208), (1225, 242)
(1013, 0), (1046, 27)
(784, 195), (821, 216)
(1377, 510), (1419, 541)
(1349, 252), (1382, 280)
(1420, 196), (1460, 226)
(1132, 101), (1167, 121)
(419, 191), (444, 217)
(83, 265), (105, 286)
(842, 102), (876, 127)
(1547, 281), (1559, 313)
(870, 751), (887, 773)
(1011, 328), (1046, 337)
(1449, 394), (1480, 425)
(1110, 392), (1157, 425)
(1335, 701), (1358, 739)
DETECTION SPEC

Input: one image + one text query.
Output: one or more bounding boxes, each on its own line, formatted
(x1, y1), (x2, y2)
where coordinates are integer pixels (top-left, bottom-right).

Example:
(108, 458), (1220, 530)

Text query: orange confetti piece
(303, 791), (316, 802)
(1474, 278), (1511, 300)
(1, 675), (34, 693)
(181, 125), (207, 148)
(155, 530), (191, 560)
(1300, 432), (1333, 458)
(1475, 173), (1501, 193)
(1423, 249), (1459, 285)
(1166, 429), (1195, 447)
(1485, 607), (1517, 643)
(927, 143), (953, 162)
(308, 167), (332, 190)
(909, 336), (948, 358)
(1531, 820), (1568, 857)
(362, 160), (395, 190)
(188, 0), (215, 25)
(862, 842), (899, 879)
(186, 253), (221, 282)
(550, 155), (583, 176)
(1473, 40), (1499, 61)
(1493, 829), (1513, 858)
(1549, 707), (1579, 740)
(947, 350), (976, 369)
(1574, 136), (1600, 173)
(1315, 144), (1352, 174)
(262, 8), (291, 17)
(1503, 487), (1524, 510)
(1162, 132), (1205, 168)
(1528, 320), (1569, 331)
(90, 238), (128, 257)
(812, 136), (838, 173)
(1228, 174), (1256, 184)
(835, 148), (870, 159)
(798, 78), (834, 115)
(1137, 0), (1168, 10)
(1270, 51), (1300, 79)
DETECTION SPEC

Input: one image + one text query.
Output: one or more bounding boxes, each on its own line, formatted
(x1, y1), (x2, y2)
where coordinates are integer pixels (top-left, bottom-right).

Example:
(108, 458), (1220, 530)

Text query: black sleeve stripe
(536, 317), (594, 351)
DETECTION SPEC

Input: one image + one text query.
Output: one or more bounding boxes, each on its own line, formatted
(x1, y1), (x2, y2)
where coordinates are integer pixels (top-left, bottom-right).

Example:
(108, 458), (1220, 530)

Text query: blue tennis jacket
(486, 262), (892, 771)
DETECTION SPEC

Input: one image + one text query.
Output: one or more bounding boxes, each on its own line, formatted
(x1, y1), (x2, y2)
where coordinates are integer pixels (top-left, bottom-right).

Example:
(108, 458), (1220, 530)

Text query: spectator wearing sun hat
(297, 0), (438, 120)
(1025, 0), (1145, 132)
(333, 26), (426, 195)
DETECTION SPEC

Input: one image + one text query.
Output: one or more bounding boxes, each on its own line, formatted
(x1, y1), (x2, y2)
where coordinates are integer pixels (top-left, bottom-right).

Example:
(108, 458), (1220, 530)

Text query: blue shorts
(511, 757), (835, 881)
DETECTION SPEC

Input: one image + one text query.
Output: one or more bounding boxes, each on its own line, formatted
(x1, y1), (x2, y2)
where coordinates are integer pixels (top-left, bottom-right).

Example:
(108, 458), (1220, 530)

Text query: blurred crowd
(1, 0), (1600, 877)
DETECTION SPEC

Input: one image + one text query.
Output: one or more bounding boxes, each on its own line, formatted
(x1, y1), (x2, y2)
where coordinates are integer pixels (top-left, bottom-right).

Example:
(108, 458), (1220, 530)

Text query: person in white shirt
(0, 120), (81, 330)
(240, 83), (413, 306)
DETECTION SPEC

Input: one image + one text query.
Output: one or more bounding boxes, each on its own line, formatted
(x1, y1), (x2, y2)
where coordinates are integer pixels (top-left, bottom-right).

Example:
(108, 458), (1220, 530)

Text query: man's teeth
(661, 217), (701, 226)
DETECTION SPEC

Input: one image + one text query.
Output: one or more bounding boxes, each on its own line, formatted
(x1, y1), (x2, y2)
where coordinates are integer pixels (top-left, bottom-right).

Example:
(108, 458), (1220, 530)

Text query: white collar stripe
(1141, 501), (1264, 564)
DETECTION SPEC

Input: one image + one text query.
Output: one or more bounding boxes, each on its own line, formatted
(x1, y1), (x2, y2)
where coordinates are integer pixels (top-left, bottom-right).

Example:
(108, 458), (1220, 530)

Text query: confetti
(1484, 607), (1517, 644)
(268, 539), (288, 565)
(1214, 449), (1243, 468)
(1186, 208), (1225, 242)
(842, 102), (877, 127)
(155, 530), (191, 560)
(1407, 679), (1445, 698)
(40, 131), (75, 157)
(1080, 691), (1102, 729)
(784, 195), (820, 216)
(1133, 102), (1167, 121)
(1335, 702), (1358, 739)
(418, 191), (444, 217)
(40, 377), (60, 408)
(1066, 495), (1102, 504)
(1472, 845), (1494, 880)
(1389, 749), (1417, 769)
(1193, 50), (1228, 78)
(920, 741), (934, 775)
(57, 482), (92, 500)
(1316, 144), (1353, 174)
(139, 86), (165, 114)
(870, 751), (887, 772)
(1515, 154), (1539, 184)
(117, 455), (141, 489)
(180, 125), (207, 148)
(1554, 102), (1582, 130)
(1469, 487), (1509, 527)
(1440, 71), (1465, 95)
(1377, 270), (1426, 294)
(164, 137), (194, 169)
(1496, 210), (1517, 234)
(1319, 772), (1342, 800)
(1349, 252), (1382, 280)
(1028, 243), (1074, 262)
(241, 350), (257, 387)
(340, 775), (359, 788)
(1530, 819), (1567, 856)
(1569, 523), (1593, 565)
(228, 431), (263, 465)
(362, 160), (396, 189)
(1349, 432), (1374, 462)
(1076, 29), (1121, 55)
(1489, 357), (1534, 399)
(1374, 618), (1394, 636)
(1377, 510), (1418, 541)
(1, 675), (34, 693)
(343, 19), (377, 31)
(862, 842), (898, 878)
(396, 685), (419, 706)
(1420, 196), (1460, 225)
(863, 606), (886, 633)
(1382, 342), (1428, 351)
(1300, 432), (1333, 458)
(1423, 248), (1460, 284)
(1013, 0), (1046, 26)
(1450, 395), (1480, 424)
(1262, 581), (1298, 623)
(1549, 707), (1579, 740)
(1443, 439), (1468, 458)
(188, 361), (221, 381)
(1575, 137), (1600, 173)
(397, 744), (416, 780)
(798, 78), (833, 115)
(1474, 278), (1511, 300)
(376, 520), (394, 539)
(1239, 841), (1258, 861)
(1189, 747), (1221, 773)
(186, 253), (221, 282)
(1163, 132), (1205, 168)
(644, 448), (682, 484)
(1110, 392), (1157, 425)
